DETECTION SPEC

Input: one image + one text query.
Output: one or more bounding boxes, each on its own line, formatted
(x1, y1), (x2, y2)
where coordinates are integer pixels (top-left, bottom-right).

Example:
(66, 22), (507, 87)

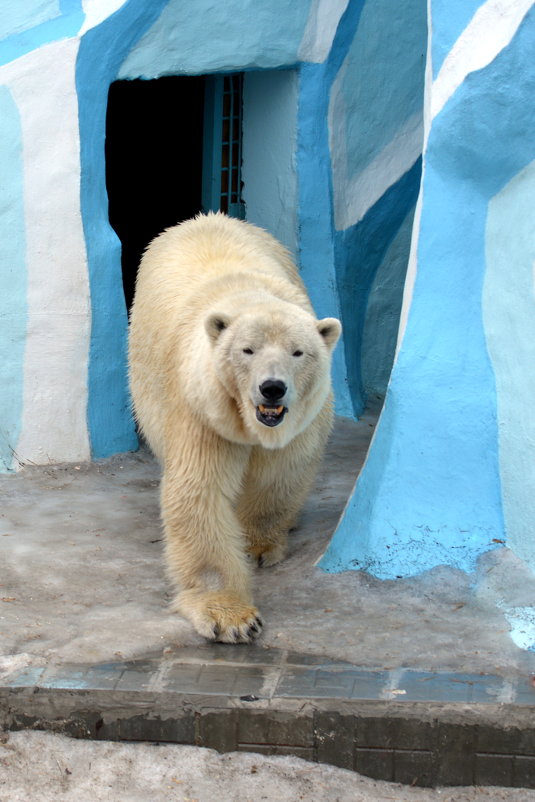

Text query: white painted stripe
(395, 0), (433, 357)
(432, 0), (534, 119)
(1, 41), (91, 467)
(79, 0), (128, 35)
(333, 110), (424, 231)
(298, 0), (350, 63)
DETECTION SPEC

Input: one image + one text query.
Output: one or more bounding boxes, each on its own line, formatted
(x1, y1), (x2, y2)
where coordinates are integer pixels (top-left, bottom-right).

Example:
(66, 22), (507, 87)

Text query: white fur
(129, 213), (340, 643)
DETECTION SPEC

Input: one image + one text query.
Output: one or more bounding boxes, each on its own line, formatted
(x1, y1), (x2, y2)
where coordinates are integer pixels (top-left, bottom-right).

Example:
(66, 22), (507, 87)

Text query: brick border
(1, 646), (534, 789)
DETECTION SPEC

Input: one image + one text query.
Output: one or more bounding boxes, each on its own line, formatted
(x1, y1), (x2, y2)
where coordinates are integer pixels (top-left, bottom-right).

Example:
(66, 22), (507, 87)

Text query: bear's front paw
(174, 590), (263, 644)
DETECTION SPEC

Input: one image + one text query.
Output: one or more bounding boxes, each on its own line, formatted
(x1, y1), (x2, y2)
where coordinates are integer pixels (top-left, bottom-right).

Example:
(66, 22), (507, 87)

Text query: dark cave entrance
(105, 75), (206, 311)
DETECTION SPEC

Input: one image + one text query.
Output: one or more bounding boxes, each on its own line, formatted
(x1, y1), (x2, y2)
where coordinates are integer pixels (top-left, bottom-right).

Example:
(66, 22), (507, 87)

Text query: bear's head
(204, 301), (341, 449)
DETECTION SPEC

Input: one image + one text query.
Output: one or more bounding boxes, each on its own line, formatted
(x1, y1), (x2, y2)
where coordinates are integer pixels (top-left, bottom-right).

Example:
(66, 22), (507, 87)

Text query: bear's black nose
(259, 379), (287, 402)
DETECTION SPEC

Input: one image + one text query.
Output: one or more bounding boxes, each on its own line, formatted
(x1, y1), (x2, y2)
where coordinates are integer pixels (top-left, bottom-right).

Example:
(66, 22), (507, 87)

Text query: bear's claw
(176, 591), (263, 644)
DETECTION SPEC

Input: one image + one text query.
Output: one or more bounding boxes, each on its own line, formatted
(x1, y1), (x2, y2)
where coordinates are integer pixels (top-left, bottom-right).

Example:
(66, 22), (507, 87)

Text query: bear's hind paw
(248, 542), (286, 568)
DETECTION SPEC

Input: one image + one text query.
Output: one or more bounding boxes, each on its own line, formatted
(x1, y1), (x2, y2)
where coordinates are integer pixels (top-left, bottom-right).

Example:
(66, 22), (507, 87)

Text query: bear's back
(135, 212), (304, 305)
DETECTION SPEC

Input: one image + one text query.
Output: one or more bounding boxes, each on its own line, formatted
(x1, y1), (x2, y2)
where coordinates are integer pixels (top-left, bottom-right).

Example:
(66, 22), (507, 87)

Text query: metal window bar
(202, 73), (245, 219)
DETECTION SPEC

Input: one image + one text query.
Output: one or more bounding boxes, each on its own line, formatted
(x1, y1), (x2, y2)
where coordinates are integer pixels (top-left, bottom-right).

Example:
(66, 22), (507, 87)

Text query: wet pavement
(1, 411), (534, 788)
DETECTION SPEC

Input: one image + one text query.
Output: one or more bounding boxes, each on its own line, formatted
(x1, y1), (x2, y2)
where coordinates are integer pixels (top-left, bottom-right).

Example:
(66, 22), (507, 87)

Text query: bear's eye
(292, 350), (303, 357)
(243, 347), (254, 355)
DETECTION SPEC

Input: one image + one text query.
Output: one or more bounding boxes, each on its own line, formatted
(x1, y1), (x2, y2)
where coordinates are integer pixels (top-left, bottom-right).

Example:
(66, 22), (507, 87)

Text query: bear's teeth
(258, 404), (284, 415)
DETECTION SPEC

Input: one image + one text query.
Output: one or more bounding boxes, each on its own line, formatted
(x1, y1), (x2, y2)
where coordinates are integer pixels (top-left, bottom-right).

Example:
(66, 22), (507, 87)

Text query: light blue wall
(0, 0), (83, 67)
(242, 70), (299, 257)
(484, 161), (535, 569)
(321, 5), (535, 577)
(118, 0), (312, 78)
(0, 87), (26, 471)
(0, 0), (60, 40)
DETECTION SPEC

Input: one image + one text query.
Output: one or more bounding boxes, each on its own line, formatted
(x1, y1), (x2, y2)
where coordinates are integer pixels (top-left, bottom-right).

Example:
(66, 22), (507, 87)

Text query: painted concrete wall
(320, 2), (535, 585)
(0, 0), (359, 467)
(0, 86), (26, 470)
(298, 0), (426, 417)
(242, 70), (299, 258)
(2, 0), (533, 624)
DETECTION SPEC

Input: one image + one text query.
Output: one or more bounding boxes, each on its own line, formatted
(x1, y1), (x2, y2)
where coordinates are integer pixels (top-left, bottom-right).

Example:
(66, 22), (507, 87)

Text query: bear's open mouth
(256, 404), (287, 427)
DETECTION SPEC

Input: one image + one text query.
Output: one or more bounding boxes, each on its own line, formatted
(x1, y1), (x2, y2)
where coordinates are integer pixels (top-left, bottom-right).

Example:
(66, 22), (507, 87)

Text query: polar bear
(128, 213), (341, 643)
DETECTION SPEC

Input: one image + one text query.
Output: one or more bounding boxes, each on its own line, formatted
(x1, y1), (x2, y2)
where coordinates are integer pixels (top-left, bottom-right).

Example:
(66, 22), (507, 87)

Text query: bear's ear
(205, 312), (232, 344)
(317, 317), (342, 350)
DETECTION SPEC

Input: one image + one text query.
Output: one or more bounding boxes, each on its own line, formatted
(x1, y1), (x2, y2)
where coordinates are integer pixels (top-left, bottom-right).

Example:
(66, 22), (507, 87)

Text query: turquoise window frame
(202, 73), (245, 219)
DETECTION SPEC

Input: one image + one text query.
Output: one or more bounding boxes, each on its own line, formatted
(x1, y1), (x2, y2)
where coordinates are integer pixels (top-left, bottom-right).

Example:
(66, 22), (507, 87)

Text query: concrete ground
(1, 411), (534, 676)
(1, 411), (535, 799)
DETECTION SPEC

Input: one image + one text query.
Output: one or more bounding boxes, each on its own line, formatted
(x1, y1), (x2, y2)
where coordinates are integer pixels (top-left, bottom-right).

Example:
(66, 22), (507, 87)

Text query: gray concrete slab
(1, 411), (535, 788)
(1, 411), (534, 676)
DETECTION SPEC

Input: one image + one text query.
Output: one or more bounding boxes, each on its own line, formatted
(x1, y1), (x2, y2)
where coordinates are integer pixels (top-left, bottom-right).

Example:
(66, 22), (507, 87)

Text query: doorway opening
(105, 74), (245, 311)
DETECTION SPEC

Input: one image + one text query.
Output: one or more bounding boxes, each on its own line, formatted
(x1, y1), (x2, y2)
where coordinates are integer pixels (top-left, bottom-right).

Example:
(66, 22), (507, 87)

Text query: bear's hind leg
(238, 420), (328, 568)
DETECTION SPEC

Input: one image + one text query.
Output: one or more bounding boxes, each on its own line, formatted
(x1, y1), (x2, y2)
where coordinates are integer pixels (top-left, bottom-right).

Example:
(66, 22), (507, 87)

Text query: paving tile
(314, 711), (355, 770)
(234, 665), (279, 698)
(475, 754), (514, 786)
(477, 724), (535, 756)
(238, 709), (313, 747)
(394, 749), (434, 787)
(117, 713), (195, 744)
(512, 674), (535, 705)
(193, 664), (238, 695)
(396, 671), (474, 703)
(349, 670), (388, 700)
(355, 747), (394, 781)
(160, 663), (202, 693)
(168, 643), (282, 666)
(354, 716), (434, 751)
(39, 665), (97, 690)
(514, 756), (535, 787)
(3, 666), (46, 687)
(198, 710), (238, 751)
(435, 722), (476, 786)
(115, 667), (155, 691)
(276, 667), (355, 699)
(469, 675), (508, 703)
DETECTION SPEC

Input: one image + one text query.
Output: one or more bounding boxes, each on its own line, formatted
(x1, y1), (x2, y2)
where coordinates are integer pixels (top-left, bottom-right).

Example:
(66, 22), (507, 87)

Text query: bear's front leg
(161, 427), (262, 644)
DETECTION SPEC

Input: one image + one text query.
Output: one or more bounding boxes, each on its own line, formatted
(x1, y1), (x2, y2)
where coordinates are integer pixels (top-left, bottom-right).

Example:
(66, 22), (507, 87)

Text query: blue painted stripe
(0, 0), (84, 67)
(297, 0), (367, 418)
(337, 0), (427, 180)
(334, 158), (422, 414)
(320, 8), (535, 577)
(76, 0), (168, 458)
(0, 87), (27, 471)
